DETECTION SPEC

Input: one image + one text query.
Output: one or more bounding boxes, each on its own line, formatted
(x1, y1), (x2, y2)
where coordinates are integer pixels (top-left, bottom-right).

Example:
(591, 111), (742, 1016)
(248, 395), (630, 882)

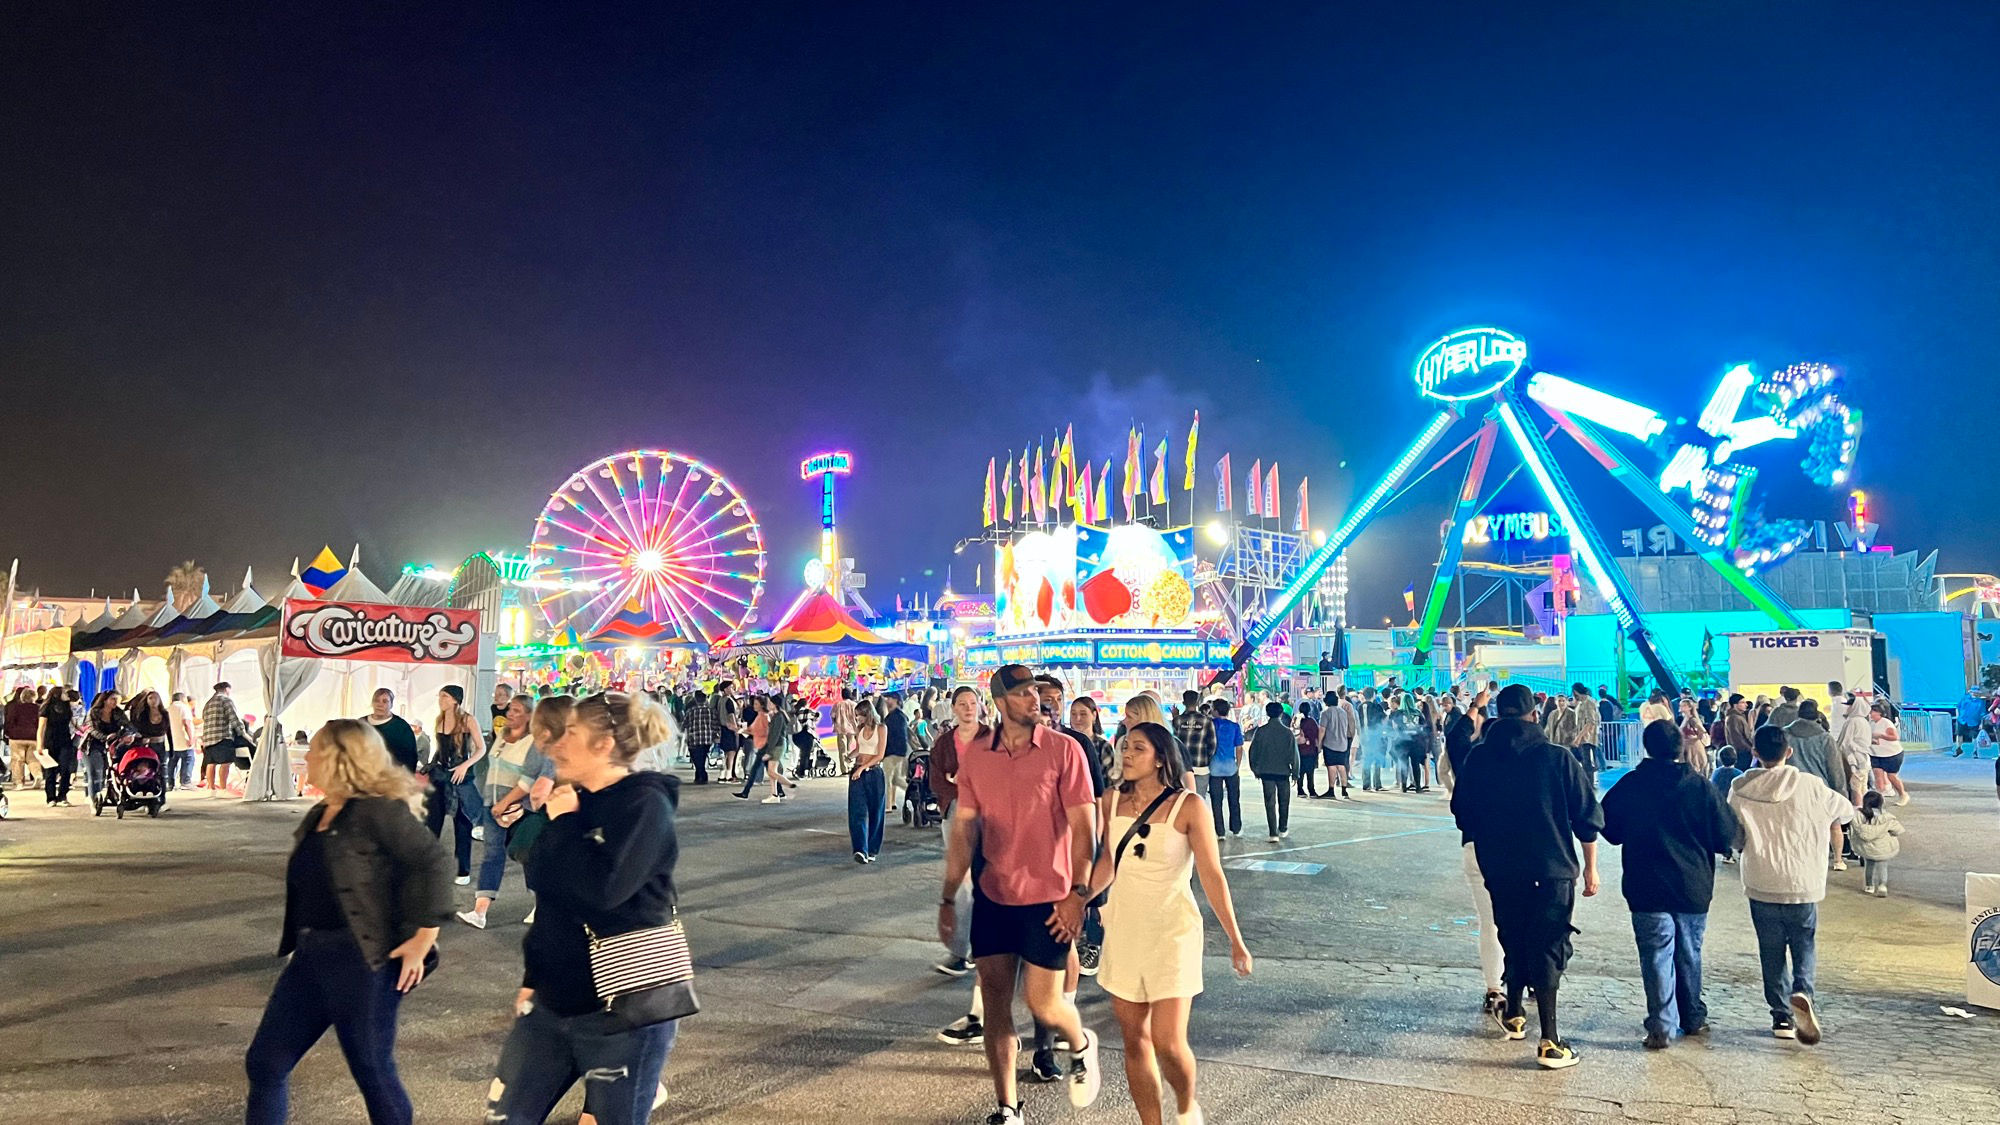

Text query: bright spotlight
(632, 549), (665, 573)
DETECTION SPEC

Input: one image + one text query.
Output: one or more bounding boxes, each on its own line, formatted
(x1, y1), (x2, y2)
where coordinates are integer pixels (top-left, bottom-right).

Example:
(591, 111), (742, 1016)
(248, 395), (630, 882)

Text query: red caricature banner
(281, 599), (481, 665)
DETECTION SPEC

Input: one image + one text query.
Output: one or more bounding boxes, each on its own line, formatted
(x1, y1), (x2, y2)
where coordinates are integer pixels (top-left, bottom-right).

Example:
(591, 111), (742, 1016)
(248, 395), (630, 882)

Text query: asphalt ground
(2, 752), (1997, 1124)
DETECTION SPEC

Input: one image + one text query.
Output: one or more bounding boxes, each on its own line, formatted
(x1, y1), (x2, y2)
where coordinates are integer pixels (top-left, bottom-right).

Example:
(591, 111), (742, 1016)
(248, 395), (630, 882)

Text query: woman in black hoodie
(489, 691), (682, 1125)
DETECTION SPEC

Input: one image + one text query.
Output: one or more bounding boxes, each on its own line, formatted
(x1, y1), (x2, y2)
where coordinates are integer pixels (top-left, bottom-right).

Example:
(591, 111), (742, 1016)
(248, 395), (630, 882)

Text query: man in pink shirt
(940, 664), (1101, 1123)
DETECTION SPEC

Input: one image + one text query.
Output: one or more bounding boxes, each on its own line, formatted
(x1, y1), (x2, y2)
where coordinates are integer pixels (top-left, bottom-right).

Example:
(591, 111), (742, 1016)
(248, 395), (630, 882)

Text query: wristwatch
(1070, 883), (1091, 899)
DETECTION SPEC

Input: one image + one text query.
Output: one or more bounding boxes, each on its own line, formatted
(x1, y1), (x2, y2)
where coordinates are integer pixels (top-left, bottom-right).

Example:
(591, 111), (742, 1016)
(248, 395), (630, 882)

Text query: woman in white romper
(1083, 721), (1252, 1125)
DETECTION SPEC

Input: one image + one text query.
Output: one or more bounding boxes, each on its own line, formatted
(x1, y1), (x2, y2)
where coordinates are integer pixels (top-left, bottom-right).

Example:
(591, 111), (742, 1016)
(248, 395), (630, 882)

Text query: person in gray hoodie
(1766, 686), (1803, 732)
(1246, 702), (1300, 843)
(1784, 700), (1850, 869)
(1728, 725), (1855, 1045)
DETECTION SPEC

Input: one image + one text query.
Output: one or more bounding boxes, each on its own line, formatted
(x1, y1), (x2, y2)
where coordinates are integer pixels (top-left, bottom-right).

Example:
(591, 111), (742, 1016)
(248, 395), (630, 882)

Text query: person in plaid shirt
(684, 685), (721, 785)
(1175, 690), (1216, 791)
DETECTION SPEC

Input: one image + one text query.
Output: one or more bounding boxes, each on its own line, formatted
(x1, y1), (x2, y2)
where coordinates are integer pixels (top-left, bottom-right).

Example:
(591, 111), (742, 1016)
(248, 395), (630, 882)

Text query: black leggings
(1259, 776), (1291, 837)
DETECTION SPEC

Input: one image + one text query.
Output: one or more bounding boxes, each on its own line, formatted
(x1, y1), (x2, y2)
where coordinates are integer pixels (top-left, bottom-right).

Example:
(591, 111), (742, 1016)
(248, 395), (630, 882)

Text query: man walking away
(938, 665), (1101, 1123)
(1730, 724), (1854, 1044)
(1601, 720), (1738, 1049)
(882, 693), (910, 816)
(1567, 683), (1600, 780)
(1174, 689), (1216, 796)
(1207, 700), (1244, 834)
(1784, 700), (1851, 868)
(1451, 684), (1603, 1070)
(1319, 688), (1352, 799)
(1247, 702), (1299, 842)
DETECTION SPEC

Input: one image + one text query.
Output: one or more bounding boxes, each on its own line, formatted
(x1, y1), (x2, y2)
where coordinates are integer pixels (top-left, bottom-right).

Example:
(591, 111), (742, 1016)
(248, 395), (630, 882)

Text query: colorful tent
(719, 590), (928, 662)
(584, 600), (702, 650)
(300, 546), (348, 596)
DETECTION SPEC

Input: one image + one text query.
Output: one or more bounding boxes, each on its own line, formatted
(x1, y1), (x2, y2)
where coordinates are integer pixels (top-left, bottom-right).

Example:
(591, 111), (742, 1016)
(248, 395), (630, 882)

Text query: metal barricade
(1598, 719), (1643, 767)
(1894, 707), (1956, 752)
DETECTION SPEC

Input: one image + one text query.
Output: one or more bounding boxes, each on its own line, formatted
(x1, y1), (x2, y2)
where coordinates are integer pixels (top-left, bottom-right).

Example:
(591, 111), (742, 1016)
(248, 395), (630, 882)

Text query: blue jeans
(475, 803), (511, 900)
(1631, 911), (1709, 1036)
(85, 747), (108, 803)
(736, 755), (786, 798)
(245, 929), (410, 1124)
(846, 765), (885, 856)
(490, 1004), (677, 1125)
(1748, 900), (1817, 1022)
(424, 769), (486, 876)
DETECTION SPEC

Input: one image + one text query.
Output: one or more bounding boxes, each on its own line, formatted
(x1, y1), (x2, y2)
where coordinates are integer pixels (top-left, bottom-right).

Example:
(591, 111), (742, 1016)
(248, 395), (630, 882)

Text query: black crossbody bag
(1111, 788), (1178, 874)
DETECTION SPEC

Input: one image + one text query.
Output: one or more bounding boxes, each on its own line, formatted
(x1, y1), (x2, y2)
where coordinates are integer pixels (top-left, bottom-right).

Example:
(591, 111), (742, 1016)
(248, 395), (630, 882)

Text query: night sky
(5, 4), (1995, 624)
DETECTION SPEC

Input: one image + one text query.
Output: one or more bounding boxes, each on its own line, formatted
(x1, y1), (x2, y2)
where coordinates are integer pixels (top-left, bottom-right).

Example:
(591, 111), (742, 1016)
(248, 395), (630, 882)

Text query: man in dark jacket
(1601, 719), (1739, 1050)
(1451, 684), (1602, 1071)
(1247, 702), (1300, 842)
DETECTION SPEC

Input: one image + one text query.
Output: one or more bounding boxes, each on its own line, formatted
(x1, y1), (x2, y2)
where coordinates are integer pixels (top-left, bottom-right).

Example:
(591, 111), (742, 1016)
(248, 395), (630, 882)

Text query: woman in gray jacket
(245, 719), (454, 1125)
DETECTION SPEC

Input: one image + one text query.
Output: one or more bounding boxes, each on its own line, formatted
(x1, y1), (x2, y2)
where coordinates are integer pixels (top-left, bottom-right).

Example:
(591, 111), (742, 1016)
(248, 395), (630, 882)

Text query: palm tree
(166, 560), (206, 613)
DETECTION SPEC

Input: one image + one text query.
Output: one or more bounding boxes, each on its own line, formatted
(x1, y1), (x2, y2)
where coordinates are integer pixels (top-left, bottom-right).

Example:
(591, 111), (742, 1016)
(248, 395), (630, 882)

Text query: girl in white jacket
(1849, 791), (1902, 897)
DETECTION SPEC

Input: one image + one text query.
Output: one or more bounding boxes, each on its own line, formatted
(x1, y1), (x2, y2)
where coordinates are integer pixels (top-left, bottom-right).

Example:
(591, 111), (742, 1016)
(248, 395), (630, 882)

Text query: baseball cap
(990, 664), (1037, 697)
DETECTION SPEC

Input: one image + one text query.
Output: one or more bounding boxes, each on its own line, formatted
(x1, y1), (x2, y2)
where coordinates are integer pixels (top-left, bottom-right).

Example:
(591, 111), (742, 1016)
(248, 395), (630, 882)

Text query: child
(1849, 790), (1903, 897)
(1711, 748), (1745, 863)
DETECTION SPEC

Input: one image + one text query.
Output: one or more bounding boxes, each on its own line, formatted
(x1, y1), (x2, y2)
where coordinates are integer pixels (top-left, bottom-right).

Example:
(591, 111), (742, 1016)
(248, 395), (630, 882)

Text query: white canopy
(79, 599), (115, 634)
(109, 601), (151, 631)
(222, 583), (267, 615)
(322, 566), (391, 604)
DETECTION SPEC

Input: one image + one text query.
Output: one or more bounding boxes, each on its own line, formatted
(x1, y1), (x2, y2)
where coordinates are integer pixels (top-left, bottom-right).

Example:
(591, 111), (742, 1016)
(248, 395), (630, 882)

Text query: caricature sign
(281, 599), (480, 665)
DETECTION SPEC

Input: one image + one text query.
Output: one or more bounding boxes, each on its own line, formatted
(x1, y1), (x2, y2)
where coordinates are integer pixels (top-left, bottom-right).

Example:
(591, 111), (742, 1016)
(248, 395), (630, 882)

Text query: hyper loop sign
(282, 599), (481, 665)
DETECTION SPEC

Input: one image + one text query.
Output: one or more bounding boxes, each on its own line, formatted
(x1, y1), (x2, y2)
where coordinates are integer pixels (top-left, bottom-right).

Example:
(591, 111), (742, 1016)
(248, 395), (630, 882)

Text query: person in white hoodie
(1830, 689), (1873, 809)
(1728, 725), (1855, 1045)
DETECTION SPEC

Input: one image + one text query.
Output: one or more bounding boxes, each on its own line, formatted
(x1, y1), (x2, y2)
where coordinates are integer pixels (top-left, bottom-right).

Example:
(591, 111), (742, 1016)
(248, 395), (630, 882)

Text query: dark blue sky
(4, 3), (1994, 620)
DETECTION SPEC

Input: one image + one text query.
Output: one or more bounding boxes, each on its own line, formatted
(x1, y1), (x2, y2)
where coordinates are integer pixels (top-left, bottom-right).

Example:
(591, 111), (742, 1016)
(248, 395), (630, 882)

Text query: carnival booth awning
(718, 590), (929, 662)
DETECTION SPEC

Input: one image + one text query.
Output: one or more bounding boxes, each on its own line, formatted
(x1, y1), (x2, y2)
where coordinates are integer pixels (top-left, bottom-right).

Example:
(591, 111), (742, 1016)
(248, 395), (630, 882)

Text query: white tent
(244, 562), (475, 801)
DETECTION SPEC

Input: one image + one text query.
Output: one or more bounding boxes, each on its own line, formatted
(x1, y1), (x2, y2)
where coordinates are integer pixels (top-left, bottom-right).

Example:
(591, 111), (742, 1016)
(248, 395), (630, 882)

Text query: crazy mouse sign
(282, 599), (481, 665)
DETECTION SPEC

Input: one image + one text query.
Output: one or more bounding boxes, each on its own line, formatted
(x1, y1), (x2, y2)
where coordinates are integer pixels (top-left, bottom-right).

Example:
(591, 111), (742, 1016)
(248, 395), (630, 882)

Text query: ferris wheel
(528, 450), (767, 646)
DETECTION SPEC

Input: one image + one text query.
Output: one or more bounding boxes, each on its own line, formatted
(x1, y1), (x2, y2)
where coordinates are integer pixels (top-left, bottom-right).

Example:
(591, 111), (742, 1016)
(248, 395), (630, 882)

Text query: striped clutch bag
(583, 915), (699, 1025)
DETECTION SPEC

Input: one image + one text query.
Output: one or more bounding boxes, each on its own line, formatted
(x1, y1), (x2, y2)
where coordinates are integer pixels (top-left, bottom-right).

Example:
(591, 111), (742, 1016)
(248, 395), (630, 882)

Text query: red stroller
(98, 734), (167, 818)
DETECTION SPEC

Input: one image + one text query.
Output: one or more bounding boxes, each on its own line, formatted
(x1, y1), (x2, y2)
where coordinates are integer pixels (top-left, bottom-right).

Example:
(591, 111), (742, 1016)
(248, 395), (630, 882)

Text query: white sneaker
(523, 906), (537, 924)
(456, 910), (487, 930)
(760, 795), (784, 804)
(471, 824), (485, 841)
(1832, 859), (1848, 871)
(1896, 793), (1909, 806)
(454, 875), (471, 886)
(1267, 835), (1280, 843)
(984, 1107), (1022, 1125)
(1068, 1029), (1101, 1108)
(653, 1082), (668, 1111)
(1176, 1102), (1206, 1125)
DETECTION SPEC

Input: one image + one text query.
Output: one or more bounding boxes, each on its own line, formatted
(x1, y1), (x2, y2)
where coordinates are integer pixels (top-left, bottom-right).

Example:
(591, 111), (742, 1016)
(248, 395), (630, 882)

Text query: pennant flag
(1295, 476), (1310, 533)
(1097, 462), (1113, 525)
(1184, 411), (1199, 491)
(1150, 439), (1169, 504)
(1121, 426), (1140, 503)
(1045, 440), (1062, 514)
(1265, 462), (1280, 520)
(1001, 450), (1014, 522)
(1072, 457), (1089, 523)
(1216, 453), (1232, 511)
(1248, 459), (1262, 516)
(1019, 450), (1031, 522)
(983, 458), (998, 528)
(1031, 446), (1047, 523)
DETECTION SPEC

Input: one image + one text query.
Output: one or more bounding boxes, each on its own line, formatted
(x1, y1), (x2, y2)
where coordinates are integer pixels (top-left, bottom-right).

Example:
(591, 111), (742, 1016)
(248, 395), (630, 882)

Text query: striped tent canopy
(719, 590), (927, 662)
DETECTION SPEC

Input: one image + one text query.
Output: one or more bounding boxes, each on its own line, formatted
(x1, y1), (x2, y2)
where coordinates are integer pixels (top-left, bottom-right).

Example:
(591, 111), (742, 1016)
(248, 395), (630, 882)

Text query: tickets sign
(282, 599), (481, 665)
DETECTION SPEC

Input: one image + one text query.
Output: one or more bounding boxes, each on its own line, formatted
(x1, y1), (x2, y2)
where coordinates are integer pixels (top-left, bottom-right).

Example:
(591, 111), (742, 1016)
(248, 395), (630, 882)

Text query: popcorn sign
(281, 599), (481, 665)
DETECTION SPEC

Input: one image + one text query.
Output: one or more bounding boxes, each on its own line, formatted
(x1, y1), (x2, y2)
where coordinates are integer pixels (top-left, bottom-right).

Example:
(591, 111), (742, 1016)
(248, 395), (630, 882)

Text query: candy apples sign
(282, 599), (481, 665)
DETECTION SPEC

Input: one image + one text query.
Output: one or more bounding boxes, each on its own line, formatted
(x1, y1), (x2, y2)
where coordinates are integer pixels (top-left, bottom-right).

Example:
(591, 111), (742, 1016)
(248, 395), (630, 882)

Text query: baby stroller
(901, 750), (941, 828)
(98, 734), (166, 819)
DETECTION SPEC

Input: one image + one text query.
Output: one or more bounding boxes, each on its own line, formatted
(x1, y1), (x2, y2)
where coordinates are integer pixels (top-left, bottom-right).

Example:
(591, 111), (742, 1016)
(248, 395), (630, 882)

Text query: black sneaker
(1535, 1039), (1579, 1069)
(1643, 1028), (1670, 1050)
(1029, 1047), (1062, 1083)
(1790, 992), (1821, 1045)
(933, 956), (973, 978)
(1502, 1014), (1528, 1041)
(1772, 1018), (1796, 1040)
(1077, 939), (1102, 976)
(984, 1107), (1023, 1125)
(1482, 991), (1505, 1030)
(937, 1015), (983, 1046)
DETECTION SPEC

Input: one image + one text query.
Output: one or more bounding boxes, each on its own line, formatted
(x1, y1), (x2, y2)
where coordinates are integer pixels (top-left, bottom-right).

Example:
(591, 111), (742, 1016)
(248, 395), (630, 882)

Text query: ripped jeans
(487, 1003), (677, 1125)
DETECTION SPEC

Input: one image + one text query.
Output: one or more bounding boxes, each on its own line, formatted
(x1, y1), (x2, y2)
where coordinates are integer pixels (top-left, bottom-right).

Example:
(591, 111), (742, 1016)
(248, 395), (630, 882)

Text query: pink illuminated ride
(528, 450), (768, 647)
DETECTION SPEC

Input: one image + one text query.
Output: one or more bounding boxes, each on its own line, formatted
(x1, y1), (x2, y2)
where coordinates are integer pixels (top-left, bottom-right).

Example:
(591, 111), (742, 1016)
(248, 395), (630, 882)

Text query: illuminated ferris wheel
(528, 450), (767, 646)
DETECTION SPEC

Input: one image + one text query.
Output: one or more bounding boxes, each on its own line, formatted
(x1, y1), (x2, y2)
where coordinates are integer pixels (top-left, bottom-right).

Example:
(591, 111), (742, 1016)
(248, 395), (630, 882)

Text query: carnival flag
(982, 458), (997, 528)
(1046, 439), (1064, 513)
(1019, 450), (1031, 522)
(1184, 411), (1199, 491)
(1265, 462), (1279, 520)
(1060, 425), (1076, 488)
(1098, 461), (1113, 525)
(1248, 459), (1262, 516)
(1077, 460), (1093, 524)
(1122, 426), (1140, 503)
(1295, 477), (1309, 533)
(1031, 446), (1047, 523)
(1001, 451), (1014, 522)
(1216, 452), (1232, 511)
(1149, 439), (1169, 504)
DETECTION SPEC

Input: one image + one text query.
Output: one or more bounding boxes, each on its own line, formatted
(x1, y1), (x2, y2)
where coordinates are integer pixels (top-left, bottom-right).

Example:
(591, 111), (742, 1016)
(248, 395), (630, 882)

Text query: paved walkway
(1, 752), (1996, 1123)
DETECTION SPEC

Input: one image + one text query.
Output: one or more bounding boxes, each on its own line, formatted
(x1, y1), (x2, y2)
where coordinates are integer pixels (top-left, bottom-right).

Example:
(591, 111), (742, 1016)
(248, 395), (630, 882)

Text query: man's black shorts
(1486, 876), (1578, 994)
(970, 886), (1071, 971)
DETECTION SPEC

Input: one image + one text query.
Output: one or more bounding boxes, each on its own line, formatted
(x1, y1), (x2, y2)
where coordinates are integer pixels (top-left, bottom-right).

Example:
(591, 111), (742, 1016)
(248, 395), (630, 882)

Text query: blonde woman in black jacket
(245, 719), (453, 1124)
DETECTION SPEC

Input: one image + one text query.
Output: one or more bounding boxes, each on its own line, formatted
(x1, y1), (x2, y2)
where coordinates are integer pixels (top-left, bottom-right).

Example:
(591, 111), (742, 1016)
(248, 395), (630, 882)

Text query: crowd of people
(4, 661), (1948, 1123)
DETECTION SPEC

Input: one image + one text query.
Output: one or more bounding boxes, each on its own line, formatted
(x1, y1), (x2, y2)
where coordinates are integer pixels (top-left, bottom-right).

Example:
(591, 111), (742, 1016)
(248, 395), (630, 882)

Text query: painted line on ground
(1225, 859), (1328, 875)
(1226, 825), (1453, 860)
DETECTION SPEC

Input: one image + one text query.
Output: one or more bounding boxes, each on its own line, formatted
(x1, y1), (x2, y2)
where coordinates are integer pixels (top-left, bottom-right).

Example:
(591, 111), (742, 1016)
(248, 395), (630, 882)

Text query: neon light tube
(1524, 373), (1666, 441)
(1495, 399), (1635, 630)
